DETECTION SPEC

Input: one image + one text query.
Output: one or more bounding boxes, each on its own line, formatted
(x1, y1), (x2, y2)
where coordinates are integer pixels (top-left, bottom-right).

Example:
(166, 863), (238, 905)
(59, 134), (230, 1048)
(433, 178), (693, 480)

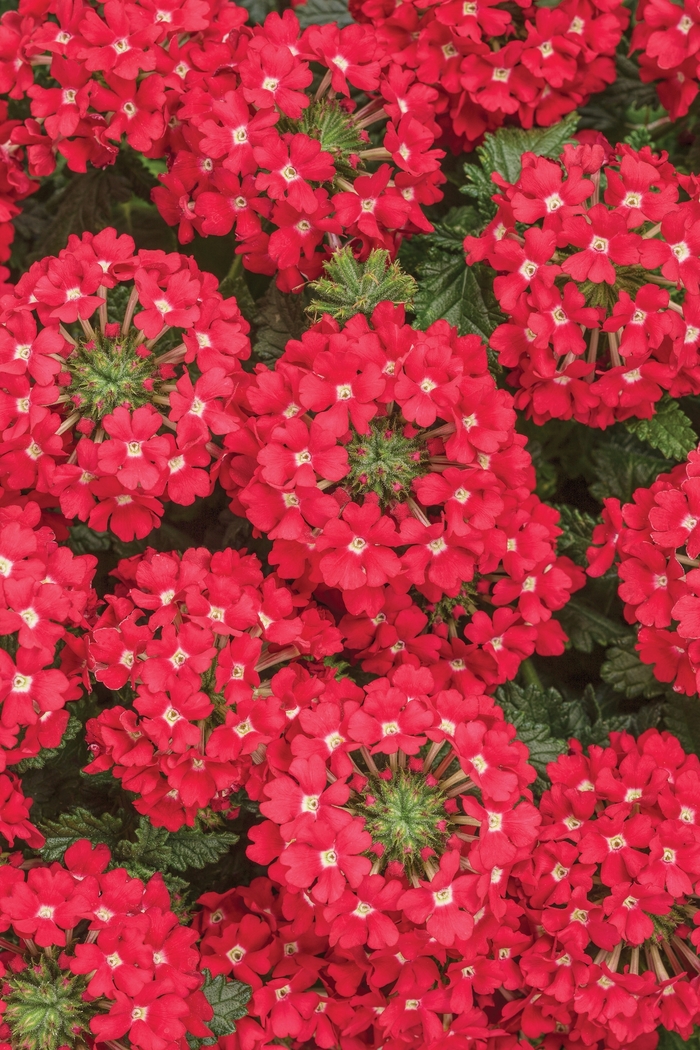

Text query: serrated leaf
(553, 504), (598, 567)
(114, 817), (172, 874)
(557, 598), (626, 653)
(413, 257), (502, 339)
(601, 634), (666, 699)
(14, 713), (83, 773)
(188, 971), (252, 1048)
(664, 693), (700, 757)
(166, 827), (239, 871)
(253, 282), (309, 364)
(471, 113), (579, 188)
(589, 432), (672, 504)
(626, 396), (697, 462)
(39, 809), (124, 862)
(496, 682), (567, 792)
(296, 0), (352, 29)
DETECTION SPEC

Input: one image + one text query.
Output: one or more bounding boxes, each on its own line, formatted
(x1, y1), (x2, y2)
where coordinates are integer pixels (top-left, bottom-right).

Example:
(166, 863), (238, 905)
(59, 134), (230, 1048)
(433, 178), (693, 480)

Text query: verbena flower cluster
(0, 0), (446, 291)
(190, 727), (700, 1050)
(219, 302), (585, 691)
(0, 500), (95, 849)
(83, 544), (343, 831)
(588, 447), (700, 696)
(0, 228), (251, 539)
(466, 139), (700, 428)
(0, 840), (234, 1050)
(348, 0), (628, 151)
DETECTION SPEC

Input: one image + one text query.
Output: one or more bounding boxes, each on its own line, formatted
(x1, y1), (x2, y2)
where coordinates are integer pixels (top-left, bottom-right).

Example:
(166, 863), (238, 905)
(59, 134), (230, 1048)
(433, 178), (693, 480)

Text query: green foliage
(307, 247), (416, 321)
(552, 504), (598, 567)
(252, 281), (309, 363)
(626, 395), (698, 461)
(188, 971), (252, 1048)
(557, 595), (626, 653)
(407, 206), (503, 338)
(664, 693), (700, 756)
(14, 713), (83, 773)
(296, 0), (352, 28)
(39, 809), (239, 889)
(496, 682), (567, 793)
(589, 431), (672, 503)
(462, 114), (578, 220)
(601, 634), (666, 699)
(40, 807), (124, 860)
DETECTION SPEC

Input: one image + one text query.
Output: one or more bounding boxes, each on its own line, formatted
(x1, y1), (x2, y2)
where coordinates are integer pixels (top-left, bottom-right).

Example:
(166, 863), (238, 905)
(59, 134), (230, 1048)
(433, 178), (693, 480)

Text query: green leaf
(626, 396), (697, 462)
(462, 114), (579, 222)
(67, 522), (113, 555)
(296, 0), (352, 28)
(496, 682), (567, 792)
(589, 432), (672, 504)
(188, 971), (252, 1048)
(552, 504), (598, 567)
(166, 827), (239, 871)
(601, 634), (666, 699)
(657, 1027), (700, 1050)
(413, 257), (502, 339)
(557, 597), (626, 653)
(664, 693), (700, 757)
(14, 713), (83, 773)
(114, 818), (172, 876)
(39, 809), (124, 862)
(237, 0), (278, 24)
(252, 282), (309, 364)
(308, 247), (416, 322)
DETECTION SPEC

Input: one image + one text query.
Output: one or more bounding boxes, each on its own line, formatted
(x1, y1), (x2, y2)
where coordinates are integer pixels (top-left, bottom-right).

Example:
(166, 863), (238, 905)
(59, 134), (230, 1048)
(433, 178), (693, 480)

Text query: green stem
(219, 250), (256, 320)
(520, 658), (543, 691)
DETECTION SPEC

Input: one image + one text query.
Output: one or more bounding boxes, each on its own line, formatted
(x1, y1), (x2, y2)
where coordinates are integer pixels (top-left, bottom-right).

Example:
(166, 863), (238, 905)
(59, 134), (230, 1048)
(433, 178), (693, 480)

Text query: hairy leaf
(40, 809), (124, 862)
(553, 504), (598, 567)
(189, 971), (252, 1048)
(626, 396), (697, 462)
(601, 634), (666, 699)
(167, 827), (239, 871)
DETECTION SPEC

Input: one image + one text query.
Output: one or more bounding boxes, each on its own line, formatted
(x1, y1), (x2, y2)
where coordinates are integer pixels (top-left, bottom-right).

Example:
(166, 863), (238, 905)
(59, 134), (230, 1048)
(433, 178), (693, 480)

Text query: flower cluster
(221, 302), (584, 693)
(632, 0), (700, 120)
(0, 840), (227, 1050)
(83, 544), (343, 831)
(0, 228), (251, 540)
(0, 500), (95, 847)
(466, 139), (700, 428)
(349, 0), (627, 152)
(2, 0), (445, 291)
(508, 730), (700, 1048)
(193, 661), (544, 1049)
(586, 446), (700, 696)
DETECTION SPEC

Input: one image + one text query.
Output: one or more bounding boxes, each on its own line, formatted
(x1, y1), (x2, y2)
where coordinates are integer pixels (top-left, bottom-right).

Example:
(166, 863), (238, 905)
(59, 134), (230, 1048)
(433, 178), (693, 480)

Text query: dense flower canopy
(0, 3), (699, 1050)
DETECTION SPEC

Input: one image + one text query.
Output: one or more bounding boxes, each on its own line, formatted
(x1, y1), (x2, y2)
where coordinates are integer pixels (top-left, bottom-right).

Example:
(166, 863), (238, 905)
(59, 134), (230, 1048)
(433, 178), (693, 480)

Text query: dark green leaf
(466, 113), (579, 191)
(626, 396), (697, 462)
(253, 282), (309, 364)
(15, 714), (83, 773)
(39, 809), (124, 862)
(664, 693), (700, 756)
(166, 827), (239, 871)
(553, 504), (598, 567)
(296, 0), (352, 28)
(557, 598), (626, 653)
(413, 258), (502, 339)
(589, 432), (672, 504)
(188, 971), (252, 1048)
(601, 634), (666, 699)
